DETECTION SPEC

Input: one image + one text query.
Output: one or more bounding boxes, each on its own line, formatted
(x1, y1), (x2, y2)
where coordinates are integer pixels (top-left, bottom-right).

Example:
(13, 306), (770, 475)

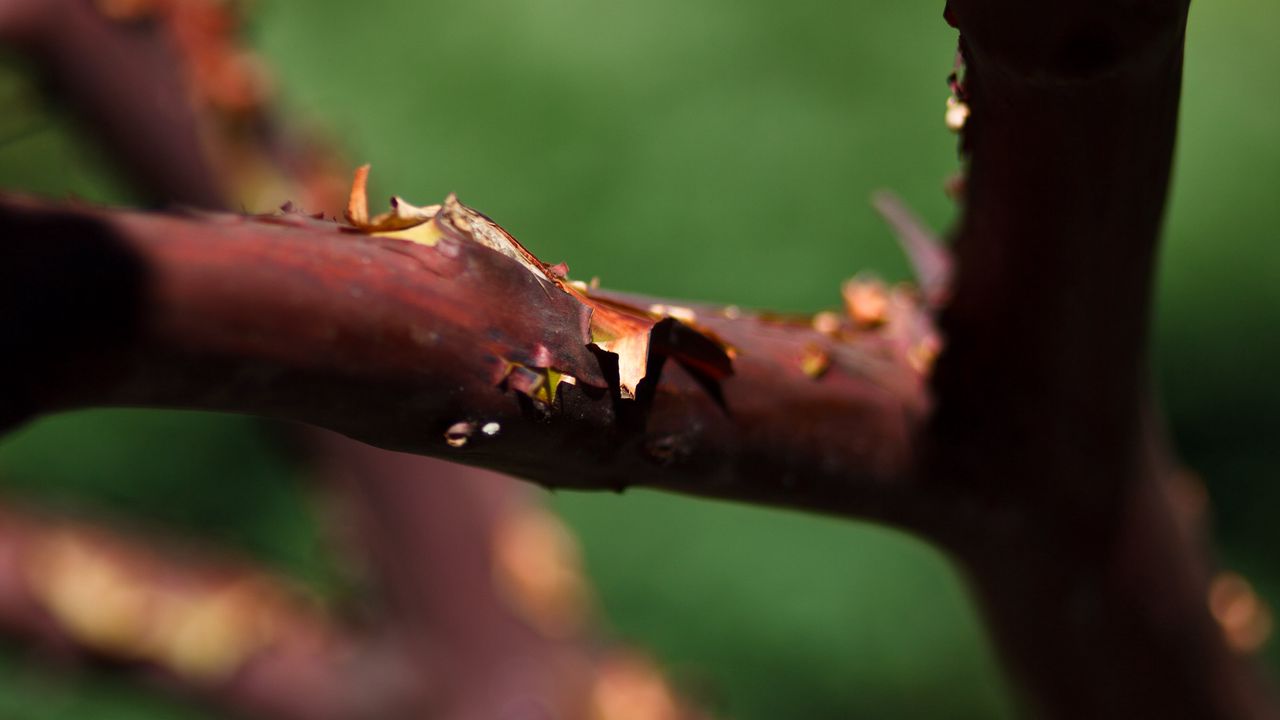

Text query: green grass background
(0, 0), (1277, 717)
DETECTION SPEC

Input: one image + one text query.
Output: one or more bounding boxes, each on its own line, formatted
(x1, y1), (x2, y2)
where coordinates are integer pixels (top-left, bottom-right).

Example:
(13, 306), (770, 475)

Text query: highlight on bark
(344, 164), (737, 402)
(331, 162), (937, 454)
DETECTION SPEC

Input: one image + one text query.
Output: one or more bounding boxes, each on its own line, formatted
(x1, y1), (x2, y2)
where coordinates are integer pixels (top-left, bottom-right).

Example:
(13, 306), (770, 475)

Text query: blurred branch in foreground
(0, 457), (708, 720)
(312, 431), (705, 720)
(0, 500), (417, 720)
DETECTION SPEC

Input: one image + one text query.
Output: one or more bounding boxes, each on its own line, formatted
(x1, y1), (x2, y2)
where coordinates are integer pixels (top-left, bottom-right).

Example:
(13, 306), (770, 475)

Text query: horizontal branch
(0, 501), (415, 720)
(0, 440), (710, 720)
(1, 194), (938, 526)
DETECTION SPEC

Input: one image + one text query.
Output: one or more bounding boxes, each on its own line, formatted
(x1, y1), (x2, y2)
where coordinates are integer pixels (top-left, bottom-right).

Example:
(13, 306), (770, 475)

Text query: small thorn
(871, 190), (952, 306)
(345, 164), (371, 226)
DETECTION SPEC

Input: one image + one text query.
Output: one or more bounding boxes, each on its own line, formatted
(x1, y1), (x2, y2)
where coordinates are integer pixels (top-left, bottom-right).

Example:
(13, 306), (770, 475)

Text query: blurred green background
(0, 0), (1277, 717)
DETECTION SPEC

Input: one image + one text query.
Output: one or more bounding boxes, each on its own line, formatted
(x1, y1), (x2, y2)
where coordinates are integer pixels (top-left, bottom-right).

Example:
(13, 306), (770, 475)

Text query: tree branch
(0, 448), (711, 720)
(1, 193), (935, 526)
(0, 501), (415, 720)
(311, 431), (706, 720)
(1, 4), (719, 717)
(928, 2), (1277, 717)
(4, 0), (1276, 717)
(0, 0), (226, 207)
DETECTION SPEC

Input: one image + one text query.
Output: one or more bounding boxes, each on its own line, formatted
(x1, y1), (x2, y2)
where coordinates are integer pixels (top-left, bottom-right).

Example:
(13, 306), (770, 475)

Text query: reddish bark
(0, 195), (932, 524)
(929, 1), (1276, 717)
(313, 432), (705, 720)
(1, 0), (1276, 717)
(0, 0), (225, 207)
(0, 457), (705, 720)
(0, 3), (721, 718)
(0, 503), (415, 720)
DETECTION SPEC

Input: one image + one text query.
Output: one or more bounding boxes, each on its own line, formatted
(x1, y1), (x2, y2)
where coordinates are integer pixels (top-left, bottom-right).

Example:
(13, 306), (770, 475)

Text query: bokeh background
(0, 0), (1276, 717)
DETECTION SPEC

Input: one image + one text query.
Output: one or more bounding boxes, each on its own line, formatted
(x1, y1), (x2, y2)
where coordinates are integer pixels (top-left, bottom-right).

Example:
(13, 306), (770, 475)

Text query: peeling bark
(0, 195), (933, 525)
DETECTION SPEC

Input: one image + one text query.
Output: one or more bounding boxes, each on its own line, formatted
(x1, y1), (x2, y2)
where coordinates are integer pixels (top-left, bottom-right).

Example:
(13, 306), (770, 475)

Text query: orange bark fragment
(341, 167), (734, 401)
